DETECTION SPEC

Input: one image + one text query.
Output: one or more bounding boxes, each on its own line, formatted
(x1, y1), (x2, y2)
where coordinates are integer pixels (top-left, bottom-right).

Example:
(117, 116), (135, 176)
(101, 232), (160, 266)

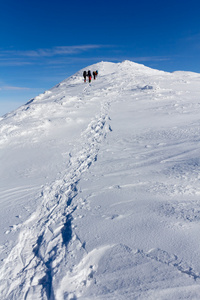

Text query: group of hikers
(83, 70), (98, 83)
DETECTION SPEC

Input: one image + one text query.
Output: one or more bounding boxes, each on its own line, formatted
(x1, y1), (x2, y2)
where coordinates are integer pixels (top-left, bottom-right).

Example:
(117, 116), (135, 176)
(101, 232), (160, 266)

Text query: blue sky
(1, 0), (200, 116)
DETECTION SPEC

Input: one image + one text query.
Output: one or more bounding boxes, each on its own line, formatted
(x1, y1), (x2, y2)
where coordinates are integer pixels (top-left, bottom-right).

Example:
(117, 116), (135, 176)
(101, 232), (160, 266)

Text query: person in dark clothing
(93, 71), (97, 80)
(88, 70), (92, 83)
(83, 70), (87, 82)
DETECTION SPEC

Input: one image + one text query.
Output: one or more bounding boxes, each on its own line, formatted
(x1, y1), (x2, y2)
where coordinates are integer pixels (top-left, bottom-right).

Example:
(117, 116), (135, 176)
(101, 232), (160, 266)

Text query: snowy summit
(1, 61), (200, 299)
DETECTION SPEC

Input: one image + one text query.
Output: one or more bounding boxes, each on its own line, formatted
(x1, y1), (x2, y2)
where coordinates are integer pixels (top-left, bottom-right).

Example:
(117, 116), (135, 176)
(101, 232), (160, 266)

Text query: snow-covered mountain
(1, 60), (200, 299)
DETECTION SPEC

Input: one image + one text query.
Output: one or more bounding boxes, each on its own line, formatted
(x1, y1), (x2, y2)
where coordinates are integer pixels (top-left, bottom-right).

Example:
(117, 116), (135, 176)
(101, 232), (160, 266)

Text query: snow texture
(1, 60), (200, 299)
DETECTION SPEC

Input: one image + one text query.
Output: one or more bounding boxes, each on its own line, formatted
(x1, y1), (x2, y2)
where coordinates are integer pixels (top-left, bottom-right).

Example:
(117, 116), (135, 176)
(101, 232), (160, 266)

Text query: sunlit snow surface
(1, 61), (200, 299)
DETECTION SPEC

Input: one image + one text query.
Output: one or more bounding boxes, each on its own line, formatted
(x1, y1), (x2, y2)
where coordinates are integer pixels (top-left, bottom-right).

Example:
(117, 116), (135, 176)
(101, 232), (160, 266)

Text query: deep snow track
(0, 67), (112, 300)
(2, 61), (200, 299)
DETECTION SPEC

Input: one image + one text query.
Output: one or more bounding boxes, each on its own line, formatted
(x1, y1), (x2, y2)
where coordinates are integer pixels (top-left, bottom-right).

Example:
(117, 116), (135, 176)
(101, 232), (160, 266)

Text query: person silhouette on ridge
(88, 70), (92, 83)
(93, 71), (96, 80)
(83, 70), (87, 82)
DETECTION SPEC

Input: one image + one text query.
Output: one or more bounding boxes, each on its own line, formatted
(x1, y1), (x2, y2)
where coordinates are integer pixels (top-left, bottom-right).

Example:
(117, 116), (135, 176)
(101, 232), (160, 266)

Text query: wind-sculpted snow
(0, 67), (112, 298)
(1, 61), (200, 299)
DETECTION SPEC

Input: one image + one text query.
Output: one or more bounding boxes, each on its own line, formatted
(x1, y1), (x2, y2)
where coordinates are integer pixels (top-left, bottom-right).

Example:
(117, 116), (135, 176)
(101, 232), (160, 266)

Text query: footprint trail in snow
(1, 61), (200, 299)
(0, 66), (113, 299)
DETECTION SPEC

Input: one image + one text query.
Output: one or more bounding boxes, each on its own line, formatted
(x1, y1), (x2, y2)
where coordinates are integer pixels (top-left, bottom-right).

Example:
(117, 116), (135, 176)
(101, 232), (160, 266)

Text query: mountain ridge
(1, 61), (200, 299)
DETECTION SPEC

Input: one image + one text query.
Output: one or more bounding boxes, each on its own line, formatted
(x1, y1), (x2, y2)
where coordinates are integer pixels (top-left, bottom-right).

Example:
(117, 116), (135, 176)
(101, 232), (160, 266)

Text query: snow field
(1, 61), (200, 299)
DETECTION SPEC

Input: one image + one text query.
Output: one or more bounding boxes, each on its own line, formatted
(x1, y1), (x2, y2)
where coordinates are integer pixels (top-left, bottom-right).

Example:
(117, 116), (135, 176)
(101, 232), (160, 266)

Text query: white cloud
(0, 45), (109, 58)
(0, 86), (30, 91)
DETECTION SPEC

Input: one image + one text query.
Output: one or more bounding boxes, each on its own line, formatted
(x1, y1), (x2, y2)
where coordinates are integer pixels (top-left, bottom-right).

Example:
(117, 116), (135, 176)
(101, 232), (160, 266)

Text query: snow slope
(1, 60), (200, 299)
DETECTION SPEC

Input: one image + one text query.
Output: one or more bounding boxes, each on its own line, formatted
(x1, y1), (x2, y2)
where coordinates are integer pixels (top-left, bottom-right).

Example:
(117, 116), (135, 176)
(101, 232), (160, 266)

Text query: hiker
(93, 71), (96, 80)
(83, 70), (87, 82)
(88, 70), (92, 83)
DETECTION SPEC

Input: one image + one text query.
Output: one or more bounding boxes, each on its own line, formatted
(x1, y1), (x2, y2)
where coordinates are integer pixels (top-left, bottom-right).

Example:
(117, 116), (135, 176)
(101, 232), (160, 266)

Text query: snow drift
(1, 61), (200, 299)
